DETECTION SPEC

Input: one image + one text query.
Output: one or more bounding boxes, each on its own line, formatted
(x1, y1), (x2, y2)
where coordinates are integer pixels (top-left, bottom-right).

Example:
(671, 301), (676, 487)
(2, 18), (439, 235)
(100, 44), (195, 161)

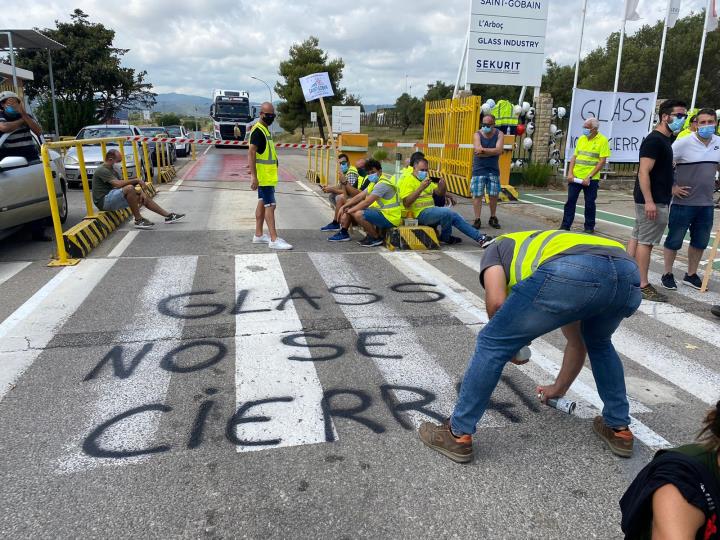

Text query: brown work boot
(418, 419), (473, 463)
(592, 416), (634, 458)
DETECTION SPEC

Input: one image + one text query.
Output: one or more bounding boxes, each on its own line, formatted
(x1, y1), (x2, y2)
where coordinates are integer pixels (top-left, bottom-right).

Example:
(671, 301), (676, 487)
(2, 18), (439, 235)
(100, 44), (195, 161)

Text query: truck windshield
(216, 102), (250, 116)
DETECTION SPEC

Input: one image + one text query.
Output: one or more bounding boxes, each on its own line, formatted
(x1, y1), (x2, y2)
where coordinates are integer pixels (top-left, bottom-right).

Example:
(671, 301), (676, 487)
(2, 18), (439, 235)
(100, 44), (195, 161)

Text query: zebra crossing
(0, 249), (718, 472)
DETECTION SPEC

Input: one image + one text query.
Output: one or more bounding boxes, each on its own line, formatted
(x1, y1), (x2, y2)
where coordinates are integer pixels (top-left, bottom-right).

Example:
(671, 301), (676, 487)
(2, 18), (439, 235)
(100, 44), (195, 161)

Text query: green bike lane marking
(519, 192), (720, 270)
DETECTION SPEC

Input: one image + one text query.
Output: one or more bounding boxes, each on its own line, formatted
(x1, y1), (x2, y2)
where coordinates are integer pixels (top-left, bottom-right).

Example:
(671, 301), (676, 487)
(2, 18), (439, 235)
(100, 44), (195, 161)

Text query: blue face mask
(582, 128), (592, 137)
(367, 172), (379, 182)
(417, 171), (428, 181)
(481, 126), (492, 134)
(340, 162), (349, 173)
(2, 105), (20, 120)
(668, 115), (685, 133)
(698, 125), (716, 139)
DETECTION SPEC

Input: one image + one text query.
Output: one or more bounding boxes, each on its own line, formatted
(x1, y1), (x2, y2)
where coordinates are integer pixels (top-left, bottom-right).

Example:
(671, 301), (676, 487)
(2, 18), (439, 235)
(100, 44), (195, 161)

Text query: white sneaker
(252, 234), (270, 244)
(268, 237), (293, 250)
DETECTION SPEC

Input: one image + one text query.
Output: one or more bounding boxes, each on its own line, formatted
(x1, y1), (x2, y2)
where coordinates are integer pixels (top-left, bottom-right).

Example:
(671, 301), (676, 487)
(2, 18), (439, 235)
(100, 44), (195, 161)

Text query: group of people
(562, 100), (720, 315)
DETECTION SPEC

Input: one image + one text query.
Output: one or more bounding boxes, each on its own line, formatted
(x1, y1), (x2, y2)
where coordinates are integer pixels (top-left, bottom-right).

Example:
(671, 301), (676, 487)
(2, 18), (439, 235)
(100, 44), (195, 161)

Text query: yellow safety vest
(676, 129), (693, 140)
(498, 230), (626, 291)
(401, 173), (435, 218)
(251, 122), (278, 187)
(492, 100), (518, 127)
(369, 174), (402, 226)
(573, 133), (610, 180)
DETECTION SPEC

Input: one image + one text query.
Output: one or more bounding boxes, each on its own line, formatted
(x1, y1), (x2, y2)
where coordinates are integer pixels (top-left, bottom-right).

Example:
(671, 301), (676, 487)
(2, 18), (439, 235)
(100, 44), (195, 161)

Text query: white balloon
(514, 160), (523, 168)
(523, 137), (533, 149)
(522, 101), (531, 112)
(481, 102), (492, 113)
(527, 108), (535, 119)
(549, 158), (558, 165)
(526, 122), (535, 135)
(550, 124), (558, 135)
(513, 105), (522, 116)
(558, 107), (567, 118)
(552, 107), (557, 117)
(486, 98), (496, 109)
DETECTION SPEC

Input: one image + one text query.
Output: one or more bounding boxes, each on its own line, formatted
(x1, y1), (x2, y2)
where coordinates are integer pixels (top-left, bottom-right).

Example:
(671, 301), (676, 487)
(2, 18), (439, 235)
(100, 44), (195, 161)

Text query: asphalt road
(1, 146), (718, 539)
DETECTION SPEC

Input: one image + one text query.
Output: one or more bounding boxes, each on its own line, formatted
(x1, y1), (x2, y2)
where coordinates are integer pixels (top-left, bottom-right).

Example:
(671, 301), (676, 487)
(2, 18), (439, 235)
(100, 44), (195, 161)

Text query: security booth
(0, 29), (65, 139)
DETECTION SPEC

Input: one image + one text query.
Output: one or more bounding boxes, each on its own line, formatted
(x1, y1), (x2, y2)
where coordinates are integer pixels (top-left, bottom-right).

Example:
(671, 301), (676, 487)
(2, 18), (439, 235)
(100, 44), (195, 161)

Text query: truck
(210, 89), (253, 146)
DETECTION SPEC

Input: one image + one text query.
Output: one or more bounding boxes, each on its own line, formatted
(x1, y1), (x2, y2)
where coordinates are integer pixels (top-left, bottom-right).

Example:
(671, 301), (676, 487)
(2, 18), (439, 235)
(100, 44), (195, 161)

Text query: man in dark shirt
(629, 99), (688, 302)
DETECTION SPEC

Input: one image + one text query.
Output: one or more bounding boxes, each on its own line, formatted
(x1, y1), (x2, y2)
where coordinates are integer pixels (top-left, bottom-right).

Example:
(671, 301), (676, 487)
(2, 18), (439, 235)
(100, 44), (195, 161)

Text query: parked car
(164, 125), (190, 157)
(138, 126), (177, 165)
(64, 125), (152, 188)
(0, 131), (67, 239)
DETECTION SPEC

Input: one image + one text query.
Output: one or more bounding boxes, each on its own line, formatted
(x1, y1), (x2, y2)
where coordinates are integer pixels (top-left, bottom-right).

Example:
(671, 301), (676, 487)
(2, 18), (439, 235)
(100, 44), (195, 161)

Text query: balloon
(527, 107), (535, 119)
(514, 160), (523, 168)
(558, 107), (567, 118)
(515, 124), (526, 136)
(522, 101), (531, 113)
(513, 105), (522, 116)
(549, 158), (558, 166)
(552, 107), (557, 117)
(481, 102), (492, 113)
(523, 137), (533, 149)
(550, 124), (558, 135)
(486, 99), (496, 109)
(526, 122), (535, 135)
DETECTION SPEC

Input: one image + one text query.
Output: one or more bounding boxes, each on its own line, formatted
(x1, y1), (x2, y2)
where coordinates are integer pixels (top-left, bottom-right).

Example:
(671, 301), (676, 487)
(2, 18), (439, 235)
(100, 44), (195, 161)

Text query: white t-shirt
(671, 133), (720, 206)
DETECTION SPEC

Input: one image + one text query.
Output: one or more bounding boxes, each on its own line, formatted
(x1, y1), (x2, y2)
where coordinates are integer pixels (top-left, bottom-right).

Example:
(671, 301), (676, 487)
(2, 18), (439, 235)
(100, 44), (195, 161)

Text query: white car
(64, 125), (150, 188)
(164, 125), (190, 157)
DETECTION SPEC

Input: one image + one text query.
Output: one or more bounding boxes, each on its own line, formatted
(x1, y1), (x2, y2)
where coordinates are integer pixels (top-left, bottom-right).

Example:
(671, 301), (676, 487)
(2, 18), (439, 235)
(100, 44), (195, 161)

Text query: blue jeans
(102, 188), (130, 211)
(451, 254), (641, 435)
(663, 204), (714, 251)
(363, 209), (395, 230)
(418, 207), (481, 243)
(561, 181), (599, 230)
(257, 186), (276, 207)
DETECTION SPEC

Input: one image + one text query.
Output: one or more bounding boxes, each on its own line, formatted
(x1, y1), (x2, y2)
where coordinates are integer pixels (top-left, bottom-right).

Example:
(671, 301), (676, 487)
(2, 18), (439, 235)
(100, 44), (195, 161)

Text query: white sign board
(565, 88), (657, 163)
(310, 111), (317, 123)
(466, 0), (550, 87)
(332, 106), (361, 134)
(299, 72), (334, 102)
(142, 109), (151, 121)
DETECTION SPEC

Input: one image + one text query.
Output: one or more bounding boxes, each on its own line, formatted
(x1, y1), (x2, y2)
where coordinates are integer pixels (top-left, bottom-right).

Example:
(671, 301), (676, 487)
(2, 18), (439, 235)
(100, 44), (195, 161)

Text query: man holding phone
(661, 108), (720, 290)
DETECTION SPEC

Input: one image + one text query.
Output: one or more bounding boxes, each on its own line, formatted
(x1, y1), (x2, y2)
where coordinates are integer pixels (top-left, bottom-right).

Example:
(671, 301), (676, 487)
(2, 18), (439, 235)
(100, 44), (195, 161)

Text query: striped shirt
(671, 133), (720, 206)
(0, 112), (40, 160)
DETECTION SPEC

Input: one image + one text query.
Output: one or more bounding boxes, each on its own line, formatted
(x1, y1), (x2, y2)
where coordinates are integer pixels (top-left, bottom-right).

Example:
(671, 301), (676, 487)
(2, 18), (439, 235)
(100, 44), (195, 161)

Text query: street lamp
(251, 76), (273, 104)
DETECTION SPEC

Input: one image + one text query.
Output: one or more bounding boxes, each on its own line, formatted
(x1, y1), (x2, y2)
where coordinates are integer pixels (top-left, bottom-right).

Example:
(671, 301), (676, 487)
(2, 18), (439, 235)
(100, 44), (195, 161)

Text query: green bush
(521, 163), (554, 187)
(373, 149), (389, 161)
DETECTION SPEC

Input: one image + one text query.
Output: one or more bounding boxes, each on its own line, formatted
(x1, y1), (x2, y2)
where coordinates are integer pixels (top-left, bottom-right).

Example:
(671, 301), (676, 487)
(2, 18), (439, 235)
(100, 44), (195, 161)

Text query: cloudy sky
(5, 0), (709, 103)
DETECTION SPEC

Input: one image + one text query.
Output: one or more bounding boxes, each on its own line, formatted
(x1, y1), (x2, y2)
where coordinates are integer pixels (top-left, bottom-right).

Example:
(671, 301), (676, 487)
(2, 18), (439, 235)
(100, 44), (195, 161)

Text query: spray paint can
(546, 397), (576, 415)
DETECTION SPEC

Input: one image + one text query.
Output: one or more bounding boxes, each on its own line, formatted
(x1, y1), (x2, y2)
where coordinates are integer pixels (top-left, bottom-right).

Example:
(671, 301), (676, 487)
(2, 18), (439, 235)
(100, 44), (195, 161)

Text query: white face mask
(113, 162), (123, 173)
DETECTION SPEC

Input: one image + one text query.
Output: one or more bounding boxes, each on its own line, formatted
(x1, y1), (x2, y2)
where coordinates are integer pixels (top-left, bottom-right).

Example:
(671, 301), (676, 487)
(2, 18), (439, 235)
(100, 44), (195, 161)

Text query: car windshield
(165, 127), (182, 137)
(139, 127), (168, 136)
(76, 127), (133, 140)
(216, 102), (250, 116)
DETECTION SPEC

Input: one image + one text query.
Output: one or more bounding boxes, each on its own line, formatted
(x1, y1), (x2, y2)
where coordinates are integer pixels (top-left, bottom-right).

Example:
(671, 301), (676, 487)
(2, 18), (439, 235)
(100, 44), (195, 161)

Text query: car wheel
(59, 181), (69, 224)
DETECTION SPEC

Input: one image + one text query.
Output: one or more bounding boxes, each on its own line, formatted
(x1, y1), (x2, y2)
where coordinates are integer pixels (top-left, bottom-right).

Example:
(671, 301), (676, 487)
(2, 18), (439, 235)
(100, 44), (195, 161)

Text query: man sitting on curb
(91, 149), (184, 229)
(320, 155), (366, 231)
(328, 159), (400, 246)
(399, 158), (494, 247)
(418, 230), (641, 463)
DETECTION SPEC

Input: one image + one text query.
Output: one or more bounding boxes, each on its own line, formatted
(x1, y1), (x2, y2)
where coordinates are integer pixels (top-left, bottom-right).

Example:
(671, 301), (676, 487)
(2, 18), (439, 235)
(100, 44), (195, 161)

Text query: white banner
(565, 88), (657, 162)
(624, 0), (641, 21)
(299, 72), (334, 102)
(706, 0), (718, 32)
(332, 106), (360, 134)
(666, 0), (681, 28)
(465, 0), (549, 87)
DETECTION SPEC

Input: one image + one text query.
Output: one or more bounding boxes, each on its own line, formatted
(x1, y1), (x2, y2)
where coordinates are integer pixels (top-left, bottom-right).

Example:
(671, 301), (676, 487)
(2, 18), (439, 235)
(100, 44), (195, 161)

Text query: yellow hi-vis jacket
(251, 122), (278, 187)
(573, 133), (611, 180)
(368, 174), (402, 226)
(492, 100), (518, 127)
(497, 230), (626, 291)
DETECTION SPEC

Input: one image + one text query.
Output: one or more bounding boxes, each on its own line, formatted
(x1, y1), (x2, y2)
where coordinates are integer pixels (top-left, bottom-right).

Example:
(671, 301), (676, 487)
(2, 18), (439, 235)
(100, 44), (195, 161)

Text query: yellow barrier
(40, 136), (153, 266)
(306, 137), (327, 184)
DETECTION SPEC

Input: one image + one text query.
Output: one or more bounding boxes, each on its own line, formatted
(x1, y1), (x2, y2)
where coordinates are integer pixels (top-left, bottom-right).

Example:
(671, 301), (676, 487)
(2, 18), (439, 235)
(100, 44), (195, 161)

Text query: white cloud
(4, 0), (709, 104)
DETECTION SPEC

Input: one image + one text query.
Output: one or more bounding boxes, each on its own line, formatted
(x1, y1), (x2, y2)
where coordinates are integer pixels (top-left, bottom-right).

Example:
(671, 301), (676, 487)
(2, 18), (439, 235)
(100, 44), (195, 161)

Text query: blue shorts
(471, 174), (501, 197)
(363, 209), (394, 229)
(258, 186), (276, 207)
(663, 204), (714, 251)
(102, 188), (130, 211)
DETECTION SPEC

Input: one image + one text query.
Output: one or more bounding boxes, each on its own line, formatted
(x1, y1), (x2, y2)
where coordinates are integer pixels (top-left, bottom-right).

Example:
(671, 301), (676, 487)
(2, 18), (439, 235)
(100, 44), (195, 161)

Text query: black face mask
(357, 167), (367, 177)
(262, 113), (275, 126)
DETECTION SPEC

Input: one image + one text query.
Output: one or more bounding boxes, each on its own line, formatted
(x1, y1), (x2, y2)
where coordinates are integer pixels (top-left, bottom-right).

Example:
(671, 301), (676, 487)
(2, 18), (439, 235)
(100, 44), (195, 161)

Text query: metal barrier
(306, 137), (331, 185)
(423, 96), (482, 197)
(40, 136), (158, 266)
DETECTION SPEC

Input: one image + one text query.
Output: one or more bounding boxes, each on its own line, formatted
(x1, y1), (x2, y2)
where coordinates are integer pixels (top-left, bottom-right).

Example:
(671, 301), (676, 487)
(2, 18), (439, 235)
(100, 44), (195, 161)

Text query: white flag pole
(651, 1), (672, 130)
(691, 0), (712, 109)
(613, 19), (627, 93)
(573, 0), (589, 89)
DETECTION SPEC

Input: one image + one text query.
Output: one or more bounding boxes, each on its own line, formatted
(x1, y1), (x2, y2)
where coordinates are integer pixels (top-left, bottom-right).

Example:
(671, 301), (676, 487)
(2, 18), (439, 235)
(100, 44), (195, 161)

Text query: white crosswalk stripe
(0, 261), (31, 287)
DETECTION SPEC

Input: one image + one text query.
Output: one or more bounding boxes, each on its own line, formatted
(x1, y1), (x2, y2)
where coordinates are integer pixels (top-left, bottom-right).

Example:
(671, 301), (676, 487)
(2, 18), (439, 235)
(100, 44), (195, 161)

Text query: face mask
(262, 114), (275, 126)
(417, 171), (428, 181)
(2, 106), (20, 120)
(357, 167), (367, 177)
(667, 115), (685, 133)
(481, 126), (493, 134)
(340, 163), (349, 173)
(113, 162), (123, 174)
(582, 128), (592, 137)
(698, 125), (716, 139)
(367, 172), (379, 182)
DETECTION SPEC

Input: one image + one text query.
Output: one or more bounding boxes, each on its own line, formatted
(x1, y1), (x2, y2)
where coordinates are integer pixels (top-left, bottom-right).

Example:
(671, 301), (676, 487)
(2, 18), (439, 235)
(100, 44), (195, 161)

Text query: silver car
(164, 125), (190, 157)
(0, 132), (67, 238)
(64, 125), (150, 188)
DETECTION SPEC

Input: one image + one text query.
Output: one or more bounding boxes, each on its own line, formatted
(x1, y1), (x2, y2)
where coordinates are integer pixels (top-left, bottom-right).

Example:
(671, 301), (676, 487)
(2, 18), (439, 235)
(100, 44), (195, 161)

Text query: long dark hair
(699, 400), (720, 452)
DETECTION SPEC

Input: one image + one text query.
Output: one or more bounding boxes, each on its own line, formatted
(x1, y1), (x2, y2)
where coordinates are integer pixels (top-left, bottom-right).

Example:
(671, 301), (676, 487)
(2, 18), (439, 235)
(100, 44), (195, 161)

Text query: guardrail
(305, 137), (332, 186)
(40, 136), (163, 266)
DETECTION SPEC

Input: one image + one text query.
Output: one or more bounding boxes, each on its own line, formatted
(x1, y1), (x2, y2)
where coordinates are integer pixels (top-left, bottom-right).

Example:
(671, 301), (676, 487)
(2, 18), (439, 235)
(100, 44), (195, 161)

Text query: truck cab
(210, 90), (252, 145)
